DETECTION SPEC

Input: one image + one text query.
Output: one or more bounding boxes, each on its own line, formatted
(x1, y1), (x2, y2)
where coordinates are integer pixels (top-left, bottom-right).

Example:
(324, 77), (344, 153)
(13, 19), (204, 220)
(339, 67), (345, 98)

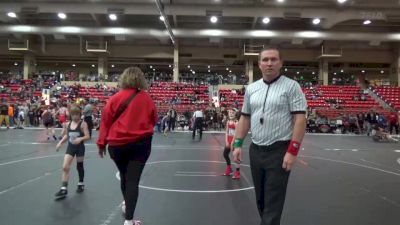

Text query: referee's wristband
(233, 138), (244, 148)
(287, 140), (301, 156)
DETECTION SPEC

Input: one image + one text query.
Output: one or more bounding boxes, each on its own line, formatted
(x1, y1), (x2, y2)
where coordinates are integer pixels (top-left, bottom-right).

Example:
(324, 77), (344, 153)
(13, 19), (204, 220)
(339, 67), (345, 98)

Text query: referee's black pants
(168, 117), (176, 131)
(84, 116), (93, 138)
(249, 141), (291, 225)
(192, 117), (203, 140)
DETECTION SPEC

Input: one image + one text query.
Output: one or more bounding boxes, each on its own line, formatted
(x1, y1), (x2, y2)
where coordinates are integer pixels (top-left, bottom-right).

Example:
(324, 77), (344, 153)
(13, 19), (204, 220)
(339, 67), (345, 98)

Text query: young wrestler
(222, 108), (241, 179)
(54, 105), (90, 199)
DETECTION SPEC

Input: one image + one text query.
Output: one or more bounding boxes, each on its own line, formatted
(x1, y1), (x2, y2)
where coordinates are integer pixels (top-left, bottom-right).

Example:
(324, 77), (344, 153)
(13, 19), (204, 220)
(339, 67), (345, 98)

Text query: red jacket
(97, 88), (157, 149)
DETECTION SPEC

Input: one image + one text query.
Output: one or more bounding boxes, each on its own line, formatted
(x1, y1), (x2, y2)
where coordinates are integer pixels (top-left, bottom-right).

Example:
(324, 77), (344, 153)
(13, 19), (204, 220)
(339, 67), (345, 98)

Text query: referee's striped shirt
(241, 76), (307, 146)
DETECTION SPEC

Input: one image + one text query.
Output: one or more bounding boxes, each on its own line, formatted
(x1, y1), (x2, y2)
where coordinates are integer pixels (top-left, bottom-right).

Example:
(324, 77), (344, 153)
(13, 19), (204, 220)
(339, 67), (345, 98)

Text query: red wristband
(287, 140), (301, 156)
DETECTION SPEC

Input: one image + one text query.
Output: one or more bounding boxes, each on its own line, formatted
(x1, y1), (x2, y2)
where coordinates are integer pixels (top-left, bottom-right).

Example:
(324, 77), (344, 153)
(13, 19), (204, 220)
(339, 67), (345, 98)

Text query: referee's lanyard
(260, 85), (270, 125)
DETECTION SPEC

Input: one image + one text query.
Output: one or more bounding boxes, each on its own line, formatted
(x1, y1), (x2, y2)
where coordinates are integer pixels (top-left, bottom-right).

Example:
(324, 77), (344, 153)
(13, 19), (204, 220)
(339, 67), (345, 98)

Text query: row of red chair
(373, 87), (400, 110)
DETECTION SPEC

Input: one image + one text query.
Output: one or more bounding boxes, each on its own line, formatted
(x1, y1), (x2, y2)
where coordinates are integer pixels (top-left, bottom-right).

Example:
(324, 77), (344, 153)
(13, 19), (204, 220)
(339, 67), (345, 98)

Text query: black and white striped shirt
(241, 76), (307, 146)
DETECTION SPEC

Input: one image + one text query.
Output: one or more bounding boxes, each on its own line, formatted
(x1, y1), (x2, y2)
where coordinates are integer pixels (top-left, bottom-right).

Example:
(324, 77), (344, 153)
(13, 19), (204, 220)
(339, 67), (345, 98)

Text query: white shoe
(124, 220), (142, 225)
(121, 201), (125, 214)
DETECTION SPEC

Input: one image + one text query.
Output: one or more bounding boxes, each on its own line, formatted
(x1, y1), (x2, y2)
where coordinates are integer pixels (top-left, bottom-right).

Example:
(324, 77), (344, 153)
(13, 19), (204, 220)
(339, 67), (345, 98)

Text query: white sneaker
(123, 220), (142, 225)
(121, 201), (126, 214)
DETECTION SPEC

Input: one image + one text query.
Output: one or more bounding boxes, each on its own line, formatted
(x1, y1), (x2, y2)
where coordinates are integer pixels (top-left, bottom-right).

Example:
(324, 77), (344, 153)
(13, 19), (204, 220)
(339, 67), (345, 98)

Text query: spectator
(97, 67), (157, 225)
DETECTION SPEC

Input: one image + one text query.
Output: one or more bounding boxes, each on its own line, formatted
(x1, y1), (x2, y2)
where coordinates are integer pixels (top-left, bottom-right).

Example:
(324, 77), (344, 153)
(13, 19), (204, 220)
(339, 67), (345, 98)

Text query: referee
(192, 106), (204, 140)
(233, 47), (307, 225)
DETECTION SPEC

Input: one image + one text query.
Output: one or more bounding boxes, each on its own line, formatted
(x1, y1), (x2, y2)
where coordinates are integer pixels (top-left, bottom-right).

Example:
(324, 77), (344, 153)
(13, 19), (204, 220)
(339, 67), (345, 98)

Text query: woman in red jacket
(97, 67), (157, 225)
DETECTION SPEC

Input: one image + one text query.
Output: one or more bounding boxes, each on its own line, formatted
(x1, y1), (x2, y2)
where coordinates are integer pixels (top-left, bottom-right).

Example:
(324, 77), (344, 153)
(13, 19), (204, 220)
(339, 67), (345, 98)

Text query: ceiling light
(312, 18), (321, 25)
(226, 67), (229, 70)
(312, 72), (315, 75)
(340, 69), (344, 73)
(169, 64), (172, 68)
(58, 13), (67, 19)
(159, 16), (165, 21)
(284, 68), (287, 71)
(208, 65), (210, 68)
(192, 71), (195, 74)
(59, 26), (80, 33)
(363, 20), (371, 25)
(188, 65), (190, 68)
(111, 64), (115, 68)
(337, 0), (347, 3)
(14, 62), (18, 66)
(277, 0), (285, 2)
(229, 70), (232, 73)
(150, 65), (153, 69)
(91, 64), (95, 68)
(208, 70), (211, 72)
(109, 14), (117, 21)
(210, 16), (218, 23)
(153, 68), (155, 71)
(72, 64), (76, 67)
(334, 72), (337, 75)
(7, 12), (17, 18)
(262, 17), (270, 24)
(362, 70), (365, 73)
(296, 72), (300, 74)
(380, 70), (384, 74)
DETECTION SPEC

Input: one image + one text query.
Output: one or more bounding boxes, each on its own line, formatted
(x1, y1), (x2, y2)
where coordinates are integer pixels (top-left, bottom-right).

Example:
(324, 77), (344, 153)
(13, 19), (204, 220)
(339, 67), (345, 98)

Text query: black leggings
(223, 146), (231, 166)
(108, 136), (152, 220)
(77, 162), (84, 182)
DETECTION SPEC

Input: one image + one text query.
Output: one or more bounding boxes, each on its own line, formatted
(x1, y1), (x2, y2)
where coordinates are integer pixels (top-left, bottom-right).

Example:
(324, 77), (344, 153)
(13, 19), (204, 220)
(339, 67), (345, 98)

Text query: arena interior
(0, 0), (399, 225)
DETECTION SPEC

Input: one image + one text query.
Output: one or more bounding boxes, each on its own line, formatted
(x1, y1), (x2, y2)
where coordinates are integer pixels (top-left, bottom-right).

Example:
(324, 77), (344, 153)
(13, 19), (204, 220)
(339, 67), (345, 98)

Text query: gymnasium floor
(0, 128), (399, 225)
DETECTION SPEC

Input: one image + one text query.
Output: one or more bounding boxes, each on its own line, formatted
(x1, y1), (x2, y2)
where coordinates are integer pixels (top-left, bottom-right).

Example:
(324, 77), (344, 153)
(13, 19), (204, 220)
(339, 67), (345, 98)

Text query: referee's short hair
(258, 46), (282, 61)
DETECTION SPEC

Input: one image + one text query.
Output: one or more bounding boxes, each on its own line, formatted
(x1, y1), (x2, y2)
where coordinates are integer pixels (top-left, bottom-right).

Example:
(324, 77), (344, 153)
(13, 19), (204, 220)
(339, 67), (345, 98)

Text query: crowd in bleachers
(59, 70), (249, 86)
(303, 85), (399, 135)
(0, 73), (398, 136)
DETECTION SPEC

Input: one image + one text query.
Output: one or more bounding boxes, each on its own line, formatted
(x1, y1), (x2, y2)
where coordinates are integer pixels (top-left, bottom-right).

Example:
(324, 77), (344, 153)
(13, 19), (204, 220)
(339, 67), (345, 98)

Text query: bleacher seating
(37, 80), (395, 119)
(303, 85), (385, 119)
(70, 82), (210, 114)
(149, 82), (210, 114)
(218, 89), (244, 108)
(374, 86), (400, 111)
(219, 85), (386, 118)
(0, 79), (54, 104)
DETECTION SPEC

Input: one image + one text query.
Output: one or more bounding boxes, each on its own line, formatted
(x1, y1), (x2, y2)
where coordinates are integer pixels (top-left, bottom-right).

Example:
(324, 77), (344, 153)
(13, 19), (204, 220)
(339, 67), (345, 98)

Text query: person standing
(192, 106), (204, 140)
(0, 99), (10, 129)
(168, 105), (177, 131)
(97, 67), (157, 225)
(388, 111), (399, 135)
(42, 105), (57, 141)
(161, 112), (170, 136)
(83, 100), (94, 139)
(8, 104), (14, 127)
(222, 108), (240, 179)
(233, 47), (307, 225)
(55, 105), (90, 198)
